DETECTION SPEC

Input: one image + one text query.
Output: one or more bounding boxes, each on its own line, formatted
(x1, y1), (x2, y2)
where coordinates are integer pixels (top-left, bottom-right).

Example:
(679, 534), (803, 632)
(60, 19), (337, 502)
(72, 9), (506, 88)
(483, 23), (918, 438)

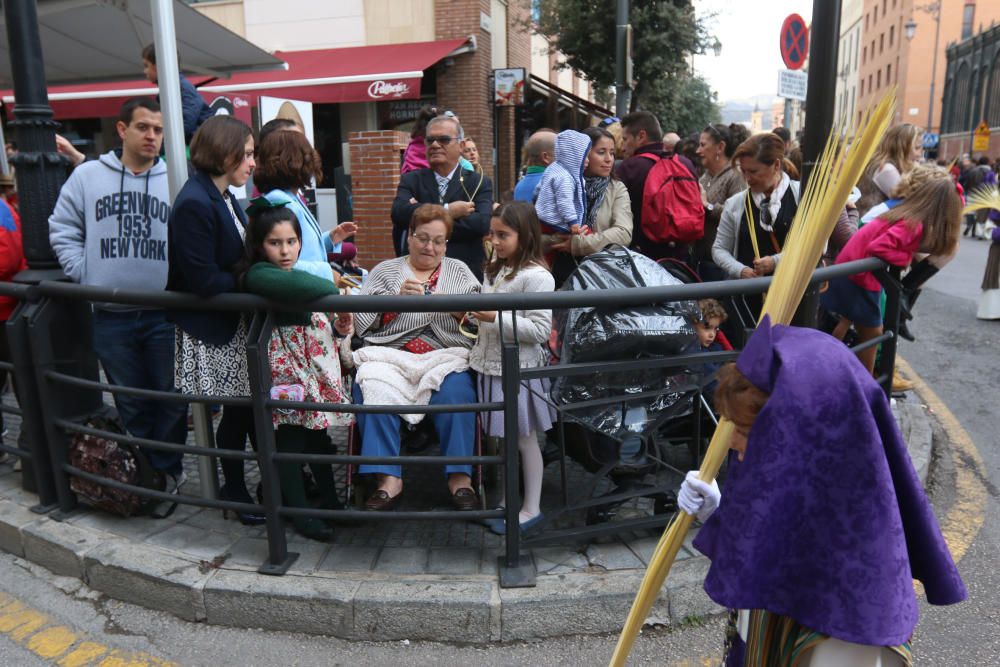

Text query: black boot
(897, 260), (939, 342)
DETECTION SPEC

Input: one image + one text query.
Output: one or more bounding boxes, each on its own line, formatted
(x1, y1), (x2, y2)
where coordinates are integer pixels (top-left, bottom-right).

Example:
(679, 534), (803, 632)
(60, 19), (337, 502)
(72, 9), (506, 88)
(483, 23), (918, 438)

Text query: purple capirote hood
(693, 317), (966, 646)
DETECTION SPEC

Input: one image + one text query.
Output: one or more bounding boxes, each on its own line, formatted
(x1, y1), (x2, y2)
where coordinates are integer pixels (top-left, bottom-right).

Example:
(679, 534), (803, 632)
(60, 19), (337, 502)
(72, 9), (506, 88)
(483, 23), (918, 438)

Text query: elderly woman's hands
(739, 266), (758, 279)
(399, 278), (427, 296)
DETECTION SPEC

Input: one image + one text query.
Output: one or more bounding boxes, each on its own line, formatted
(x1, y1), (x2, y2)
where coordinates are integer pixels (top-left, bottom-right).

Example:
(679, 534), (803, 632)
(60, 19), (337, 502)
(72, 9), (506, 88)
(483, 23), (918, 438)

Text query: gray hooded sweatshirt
(49, 150), (171, 309)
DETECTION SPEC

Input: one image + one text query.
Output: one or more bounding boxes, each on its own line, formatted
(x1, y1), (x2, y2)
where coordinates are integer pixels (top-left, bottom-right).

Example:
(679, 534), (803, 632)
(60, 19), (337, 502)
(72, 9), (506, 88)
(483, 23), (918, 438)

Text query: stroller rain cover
(551, 246), (700, 441)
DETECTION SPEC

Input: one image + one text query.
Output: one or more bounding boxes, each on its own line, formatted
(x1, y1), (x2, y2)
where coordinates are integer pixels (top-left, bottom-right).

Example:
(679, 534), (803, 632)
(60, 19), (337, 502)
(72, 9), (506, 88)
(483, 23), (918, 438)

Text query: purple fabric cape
(693, 318), (966, 646)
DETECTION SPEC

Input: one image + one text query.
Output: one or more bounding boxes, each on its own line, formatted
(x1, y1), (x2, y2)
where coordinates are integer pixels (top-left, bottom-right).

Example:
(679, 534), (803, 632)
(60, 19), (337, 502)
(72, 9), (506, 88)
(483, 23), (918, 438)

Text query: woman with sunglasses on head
(695, 123), (748, 281)
(351, 204), (482, 512)
(712, 133), (801, 323)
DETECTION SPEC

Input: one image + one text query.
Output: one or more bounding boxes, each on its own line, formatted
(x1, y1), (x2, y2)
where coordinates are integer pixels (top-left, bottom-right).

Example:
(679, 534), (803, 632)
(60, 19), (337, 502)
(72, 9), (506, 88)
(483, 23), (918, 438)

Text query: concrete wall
(365, 0), (435, 45)
(191, 0), (246, 36)
(243, 0), (366, 52)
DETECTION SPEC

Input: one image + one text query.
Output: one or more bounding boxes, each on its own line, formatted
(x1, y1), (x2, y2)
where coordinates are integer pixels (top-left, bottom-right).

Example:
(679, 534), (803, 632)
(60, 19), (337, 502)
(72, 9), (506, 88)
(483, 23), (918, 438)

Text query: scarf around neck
(584, 175), (611, 229)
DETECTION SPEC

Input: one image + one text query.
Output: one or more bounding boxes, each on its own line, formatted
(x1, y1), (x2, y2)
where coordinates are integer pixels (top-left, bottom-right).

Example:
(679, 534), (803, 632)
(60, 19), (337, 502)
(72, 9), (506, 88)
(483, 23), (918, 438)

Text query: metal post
(877, 268), (903, 399)
(614, 0), (631, 117)
(0, 123), (10, 175)
(800, 0), (841, 188)
(191, 404), (218, 499)
(795, 0), (842, 329)
(150, 0), (189, 201)
(245, 311), (298, 575)
(497, 336), (535, 587)
(3, 0), (67, 274)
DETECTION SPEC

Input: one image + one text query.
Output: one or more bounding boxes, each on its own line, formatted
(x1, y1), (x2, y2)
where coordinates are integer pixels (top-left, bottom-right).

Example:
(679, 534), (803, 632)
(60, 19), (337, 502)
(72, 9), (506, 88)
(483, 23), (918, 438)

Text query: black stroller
(528, 246), (720, 541)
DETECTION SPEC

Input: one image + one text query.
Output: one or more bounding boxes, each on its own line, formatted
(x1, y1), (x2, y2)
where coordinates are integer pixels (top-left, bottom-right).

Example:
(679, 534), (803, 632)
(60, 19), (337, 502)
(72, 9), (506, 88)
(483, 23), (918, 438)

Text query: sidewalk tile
(319, 544), (379, 572)
(427, 548), (480, 575)
(531, 546), (588, 575)
(145, 523), (239, 560)
(373, 546), (429, 574)
(584, 542), (644, 571)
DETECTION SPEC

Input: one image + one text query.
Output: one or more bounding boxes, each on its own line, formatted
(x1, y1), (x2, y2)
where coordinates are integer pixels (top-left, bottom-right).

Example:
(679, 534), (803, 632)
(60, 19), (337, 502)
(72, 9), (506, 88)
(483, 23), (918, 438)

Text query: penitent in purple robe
(693, 317), (966, 647)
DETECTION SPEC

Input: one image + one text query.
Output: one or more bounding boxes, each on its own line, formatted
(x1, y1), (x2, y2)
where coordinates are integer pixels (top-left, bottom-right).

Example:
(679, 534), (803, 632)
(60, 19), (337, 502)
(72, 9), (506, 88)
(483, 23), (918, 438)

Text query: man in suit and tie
(391, 114), (493, 279)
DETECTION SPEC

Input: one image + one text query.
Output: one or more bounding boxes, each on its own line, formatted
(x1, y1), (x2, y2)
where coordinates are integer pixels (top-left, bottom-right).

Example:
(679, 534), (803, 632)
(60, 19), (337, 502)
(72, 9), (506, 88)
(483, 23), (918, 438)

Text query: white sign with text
(777, 69), (808, 101)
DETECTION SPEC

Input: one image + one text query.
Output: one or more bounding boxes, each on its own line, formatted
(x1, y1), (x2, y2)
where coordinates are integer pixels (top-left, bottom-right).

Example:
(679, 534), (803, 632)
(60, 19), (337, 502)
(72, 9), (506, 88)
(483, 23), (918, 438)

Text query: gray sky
(693, 0), (814, 102)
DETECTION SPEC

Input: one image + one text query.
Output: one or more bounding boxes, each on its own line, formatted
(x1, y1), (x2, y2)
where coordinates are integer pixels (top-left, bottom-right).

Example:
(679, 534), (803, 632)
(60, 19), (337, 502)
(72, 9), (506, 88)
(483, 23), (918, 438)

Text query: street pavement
(0, 236), (995, 665)
(897, 235), (1000, 665)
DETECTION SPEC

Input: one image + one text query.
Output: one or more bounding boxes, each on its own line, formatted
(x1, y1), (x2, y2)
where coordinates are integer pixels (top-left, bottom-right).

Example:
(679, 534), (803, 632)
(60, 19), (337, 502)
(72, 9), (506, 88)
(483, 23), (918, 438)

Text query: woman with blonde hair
(856, 123), (923, 216)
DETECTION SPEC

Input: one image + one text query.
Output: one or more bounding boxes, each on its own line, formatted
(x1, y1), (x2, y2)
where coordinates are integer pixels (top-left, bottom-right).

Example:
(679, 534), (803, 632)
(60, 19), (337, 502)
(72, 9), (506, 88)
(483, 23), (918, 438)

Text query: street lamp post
(905, 2), (943, 135)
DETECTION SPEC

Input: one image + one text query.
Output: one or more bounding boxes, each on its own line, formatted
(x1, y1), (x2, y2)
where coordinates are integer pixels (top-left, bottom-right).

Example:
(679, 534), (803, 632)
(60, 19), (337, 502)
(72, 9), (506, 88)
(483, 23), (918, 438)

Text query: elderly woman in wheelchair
(350, 204), (481, 511)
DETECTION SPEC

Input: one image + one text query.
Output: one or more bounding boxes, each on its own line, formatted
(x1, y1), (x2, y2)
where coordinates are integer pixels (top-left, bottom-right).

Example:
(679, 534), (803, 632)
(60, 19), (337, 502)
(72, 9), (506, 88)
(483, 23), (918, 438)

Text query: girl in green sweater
(239, 201), (353, 542)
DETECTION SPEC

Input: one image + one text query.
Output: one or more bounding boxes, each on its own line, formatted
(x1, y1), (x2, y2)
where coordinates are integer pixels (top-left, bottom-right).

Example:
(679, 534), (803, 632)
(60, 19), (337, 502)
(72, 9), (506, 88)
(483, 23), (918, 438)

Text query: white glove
(677, 470), (721, 522)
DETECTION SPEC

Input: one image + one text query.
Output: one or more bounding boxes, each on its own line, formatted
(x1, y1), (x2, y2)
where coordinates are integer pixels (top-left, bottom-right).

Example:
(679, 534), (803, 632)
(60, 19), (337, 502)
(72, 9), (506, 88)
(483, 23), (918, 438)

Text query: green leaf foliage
(535, 0), (721, 136)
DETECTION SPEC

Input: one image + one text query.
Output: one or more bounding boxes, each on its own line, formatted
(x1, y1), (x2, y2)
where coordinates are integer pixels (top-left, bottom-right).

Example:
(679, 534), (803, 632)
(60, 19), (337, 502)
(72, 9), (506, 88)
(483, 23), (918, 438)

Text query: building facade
(855, 0), (1000, 136)
(836, 0), (863, 126)
(939, 21), (1000, 157)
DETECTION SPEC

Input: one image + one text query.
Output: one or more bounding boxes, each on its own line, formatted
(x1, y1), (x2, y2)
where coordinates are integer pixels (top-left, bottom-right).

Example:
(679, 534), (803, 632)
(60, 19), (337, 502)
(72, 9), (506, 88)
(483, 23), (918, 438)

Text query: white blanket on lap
(353, 347), (471, 424)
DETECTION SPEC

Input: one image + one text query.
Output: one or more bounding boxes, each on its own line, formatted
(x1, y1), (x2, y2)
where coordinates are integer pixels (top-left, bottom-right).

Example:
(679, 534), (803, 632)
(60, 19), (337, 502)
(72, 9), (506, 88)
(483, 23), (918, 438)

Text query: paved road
(898, 235), (1000, 665)
(1, 237), (996, 666)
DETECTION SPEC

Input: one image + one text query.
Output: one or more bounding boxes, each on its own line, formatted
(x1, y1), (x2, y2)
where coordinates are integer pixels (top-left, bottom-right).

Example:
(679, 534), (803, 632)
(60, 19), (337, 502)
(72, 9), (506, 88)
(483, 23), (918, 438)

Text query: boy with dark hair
(616, 111), (699, 261)
(49, 96), (187, 513)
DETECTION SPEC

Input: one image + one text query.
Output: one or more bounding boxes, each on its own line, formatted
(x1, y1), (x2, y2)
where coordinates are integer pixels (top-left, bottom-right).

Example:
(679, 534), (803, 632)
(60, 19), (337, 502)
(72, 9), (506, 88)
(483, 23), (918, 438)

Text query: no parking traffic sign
(781, 14), (809, 71)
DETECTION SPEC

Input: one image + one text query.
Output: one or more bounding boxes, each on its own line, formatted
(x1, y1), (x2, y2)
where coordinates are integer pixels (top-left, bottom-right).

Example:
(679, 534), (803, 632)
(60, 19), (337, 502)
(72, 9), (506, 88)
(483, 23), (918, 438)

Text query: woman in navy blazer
(167, 116), (262, 521)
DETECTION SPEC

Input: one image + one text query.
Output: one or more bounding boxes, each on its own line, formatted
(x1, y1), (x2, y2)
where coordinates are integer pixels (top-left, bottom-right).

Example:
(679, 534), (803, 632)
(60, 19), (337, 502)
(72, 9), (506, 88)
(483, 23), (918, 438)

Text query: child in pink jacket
(821, 177), (960, 372)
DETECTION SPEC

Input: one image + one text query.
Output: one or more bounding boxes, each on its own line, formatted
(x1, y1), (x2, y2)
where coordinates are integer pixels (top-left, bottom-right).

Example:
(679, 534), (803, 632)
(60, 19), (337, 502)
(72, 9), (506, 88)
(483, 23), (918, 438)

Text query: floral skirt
(174, 320), (251, 398)
(268, 314), (352, 430)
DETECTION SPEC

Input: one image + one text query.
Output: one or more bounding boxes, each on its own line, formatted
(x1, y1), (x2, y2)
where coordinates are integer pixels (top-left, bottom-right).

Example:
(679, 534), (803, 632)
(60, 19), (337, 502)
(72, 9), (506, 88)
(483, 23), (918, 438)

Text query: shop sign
(494, 67), (525, 107)
(367, 80), (411, 100)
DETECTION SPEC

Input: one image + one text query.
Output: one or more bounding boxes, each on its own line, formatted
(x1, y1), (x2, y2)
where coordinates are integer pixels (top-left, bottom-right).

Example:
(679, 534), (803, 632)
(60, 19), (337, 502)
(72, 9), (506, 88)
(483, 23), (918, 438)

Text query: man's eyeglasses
(426, 135), (456, 146)
(412, 234), (448, 248)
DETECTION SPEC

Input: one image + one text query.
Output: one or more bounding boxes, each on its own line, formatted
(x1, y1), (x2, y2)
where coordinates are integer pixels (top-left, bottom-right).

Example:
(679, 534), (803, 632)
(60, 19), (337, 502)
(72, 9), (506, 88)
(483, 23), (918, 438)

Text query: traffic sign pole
(794, 0), (841, 330)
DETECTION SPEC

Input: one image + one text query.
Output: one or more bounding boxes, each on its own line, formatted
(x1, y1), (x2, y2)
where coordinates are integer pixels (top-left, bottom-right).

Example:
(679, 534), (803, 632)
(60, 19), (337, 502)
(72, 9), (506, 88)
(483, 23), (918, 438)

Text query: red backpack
(639, 154), (704, 244)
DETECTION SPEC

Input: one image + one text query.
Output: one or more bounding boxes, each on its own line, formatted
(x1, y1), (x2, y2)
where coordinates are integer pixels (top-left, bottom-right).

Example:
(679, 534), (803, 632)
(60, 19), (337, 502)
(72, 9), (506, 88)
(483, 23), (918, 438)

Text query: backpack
(68, 410), (165, 517)
(639, 154), (704, 244)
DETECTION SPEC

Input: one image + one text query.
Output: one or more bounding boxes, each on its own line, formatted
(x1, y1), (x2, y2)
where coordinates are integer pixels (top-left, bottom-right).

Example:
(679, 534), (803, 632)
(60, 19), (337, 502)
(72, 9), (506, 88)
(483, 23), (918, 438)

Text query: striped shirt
(355, 256), (480, 350)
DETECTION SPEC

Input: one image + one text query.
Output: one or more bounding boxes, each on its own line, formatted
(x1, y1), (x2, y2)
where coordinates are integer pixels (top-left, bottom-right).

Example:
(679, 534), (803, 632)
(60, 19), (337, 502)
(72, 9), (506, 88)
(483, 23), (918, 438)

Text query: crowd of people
(30, 91), (976, 522)
(0, 72), (984, 661)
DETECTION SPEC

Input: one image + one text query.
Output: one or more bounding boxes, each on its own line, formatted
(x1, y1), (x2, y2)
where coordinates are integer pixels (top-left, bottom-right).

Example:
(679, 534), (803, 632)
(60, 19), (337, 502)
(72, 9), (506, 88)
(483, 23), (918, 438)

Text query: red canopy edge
(1, 38), (470, 119)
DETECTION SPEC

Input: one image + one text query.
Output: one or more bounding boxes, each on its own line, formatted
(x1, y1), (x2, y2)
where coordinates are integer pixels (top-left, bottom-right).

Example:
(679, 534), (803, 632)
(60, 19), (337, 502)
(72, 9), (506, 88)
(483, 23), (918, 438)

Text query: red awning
(1, 38), (472, 120)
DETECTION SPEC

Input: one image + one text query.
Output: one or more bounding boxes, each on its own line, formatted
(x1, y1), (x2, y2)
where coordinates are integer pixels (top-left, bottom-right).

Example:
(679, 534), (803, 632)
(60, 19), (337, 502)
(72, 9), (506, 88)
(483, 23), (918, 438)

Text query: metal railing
(0, 257), (900, 586)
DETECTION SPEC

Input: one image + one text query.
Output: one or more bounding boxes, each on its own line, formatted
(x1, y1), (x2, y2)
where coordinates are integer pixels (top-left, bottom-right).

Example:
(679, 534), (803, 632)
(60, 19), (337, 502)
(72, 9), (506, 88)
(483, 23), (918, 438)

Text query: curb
(0, 404), (933, 643)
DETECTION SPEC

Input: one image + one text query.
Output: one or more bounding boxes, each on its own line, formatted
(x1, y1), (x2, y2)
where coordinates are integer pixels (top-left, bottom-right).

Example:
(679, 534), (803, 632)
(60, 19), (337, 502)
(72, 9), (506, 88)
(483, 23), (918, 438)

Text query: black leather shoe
(451, 487), (479, 511)
(364, 489), (402, 511)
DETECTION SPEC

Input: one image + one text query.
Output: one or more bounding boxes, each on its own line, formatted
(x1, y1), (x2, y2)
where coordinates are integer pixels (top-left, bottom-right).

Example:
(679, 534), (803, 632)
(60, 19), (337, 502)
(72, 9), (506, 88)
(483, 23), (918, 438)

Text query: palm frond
(609, 90), (898, 667)
(962, 184), (1000, 214)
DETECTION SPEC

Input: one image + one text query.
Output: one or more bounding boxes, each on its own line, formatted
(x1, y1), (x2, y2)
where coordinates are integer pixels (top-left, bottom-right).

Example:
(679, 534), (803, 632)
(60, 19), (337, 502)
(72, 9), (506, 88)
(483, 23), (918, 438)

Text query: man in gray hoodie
(49, 97), (187, 512)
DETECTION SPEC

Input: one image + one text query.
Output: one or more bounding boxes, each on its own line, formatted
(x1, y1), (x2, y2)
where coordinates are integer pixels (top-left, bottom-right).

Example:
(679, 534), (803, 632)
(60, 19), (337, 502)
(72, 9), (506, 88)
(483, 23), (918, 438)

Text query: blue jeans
(92, 309), (186, 477)
(353, 370), (476, 478)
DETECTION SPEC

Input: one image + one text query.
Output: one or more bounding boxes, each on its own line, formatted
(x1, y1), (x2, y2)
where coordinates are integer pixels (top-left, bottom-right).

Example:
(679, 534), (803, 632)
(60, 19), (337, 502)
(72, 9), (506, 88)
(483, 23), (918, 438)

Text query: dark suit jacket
(166, 171), (248, 345)
(390, 166), (493, 279)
